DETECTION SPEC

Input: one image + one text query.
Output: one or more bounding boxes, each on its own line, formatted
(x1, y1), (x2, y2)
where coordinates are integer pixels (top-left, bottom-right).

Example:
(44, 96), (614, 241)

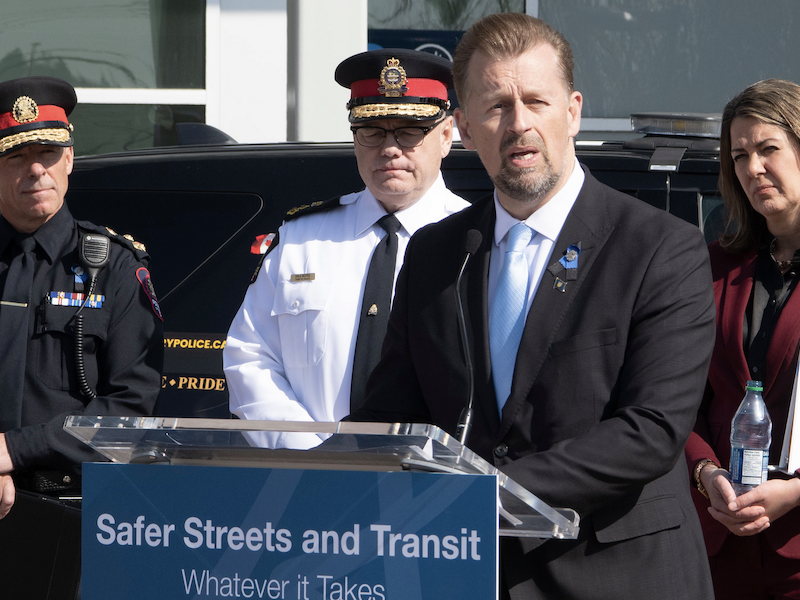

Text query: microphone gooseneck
(455, 230), (482, 446)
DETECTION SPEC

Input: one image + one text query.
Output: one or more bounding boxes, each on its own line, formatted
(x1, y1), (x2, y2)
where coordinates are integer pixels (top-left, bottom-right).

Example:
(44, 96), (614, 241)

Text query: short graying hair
(452, 13), (574, 107)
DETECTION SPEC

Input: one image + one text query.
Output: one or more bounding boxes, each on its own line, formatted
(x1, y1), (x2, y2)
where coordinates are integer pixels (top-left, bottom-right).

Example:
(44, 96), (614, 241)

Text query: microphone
(455, 229), (482, 446)
(73, 233), (111, 399)
(79, 234), (111, 288)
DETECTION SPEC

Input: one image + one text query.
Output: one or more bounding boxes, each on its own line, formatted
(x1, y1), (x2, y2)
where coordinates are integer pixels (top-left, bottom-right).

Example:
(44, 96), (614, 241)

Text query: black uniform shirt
(745, 239), (800, 382)
(0, 204), (164, 476)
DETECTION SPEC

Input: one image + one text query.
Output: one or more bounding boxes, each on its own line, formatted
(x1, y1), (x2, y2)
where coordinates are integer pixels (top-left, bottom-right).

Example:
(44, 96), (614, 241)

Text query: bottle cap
(746, 380), (763, 392)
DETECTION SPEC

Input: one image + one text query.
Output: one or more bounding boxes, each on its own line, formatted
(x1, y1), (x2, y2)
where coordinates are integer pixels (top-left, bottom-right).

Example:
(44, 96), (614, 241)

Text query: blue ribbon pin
(72, 265), (87, 285)
(559, 243), (581, 270)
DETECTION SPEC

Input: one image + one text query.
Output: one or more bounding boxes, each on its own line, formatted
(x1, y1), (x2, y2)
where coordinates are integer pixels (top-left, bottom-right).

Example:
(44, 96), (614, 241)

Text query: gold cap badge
(378, 58), (408, 98)
(12, 96), (39, 124)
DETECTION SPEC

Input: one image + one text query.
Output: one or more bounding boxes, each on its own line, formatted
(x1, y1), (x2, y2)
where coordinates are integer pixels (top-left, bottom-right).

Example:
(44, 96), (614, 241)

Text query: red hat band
(0, 102), (69, 131)
(350, 78), (448, 102)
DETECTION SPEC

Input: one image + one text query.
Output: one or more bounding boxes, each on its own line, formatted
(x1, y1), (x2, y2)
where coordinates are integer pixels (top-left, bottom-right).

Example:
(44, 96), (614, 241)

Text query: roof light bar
(631, 112), (722, 139)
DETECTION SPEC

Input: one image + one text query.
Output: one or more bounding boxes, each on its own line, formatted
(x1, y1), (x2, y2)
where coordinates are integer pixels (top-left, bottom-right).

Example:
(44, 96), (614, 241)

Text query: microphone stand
(454, 231), (481, 446)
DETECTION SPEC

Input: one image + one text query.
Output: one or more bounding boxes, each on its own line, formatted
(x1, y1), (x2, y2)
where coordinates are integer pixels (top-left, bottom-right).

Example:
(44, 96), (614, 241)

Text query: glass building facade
(0, 0), (205, 155)
(4, 0), (800, 152)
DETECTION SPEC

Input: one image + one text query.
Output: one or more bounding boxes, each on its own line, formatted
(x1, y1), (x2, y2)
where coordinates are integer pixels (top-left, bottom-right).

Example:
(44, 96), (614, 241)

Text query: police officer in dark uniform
(0, 76), (164, 519)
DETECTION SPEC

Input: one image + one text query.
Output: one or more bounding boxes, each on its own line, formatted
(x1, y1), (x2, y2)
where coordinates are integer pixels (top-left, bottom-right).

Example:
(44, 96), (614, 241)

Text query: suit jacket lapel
(717, 251), (755, 393)
(499, 171), (615, 433)
(769, 286), (800, 391)
(461, 197), (502, 435)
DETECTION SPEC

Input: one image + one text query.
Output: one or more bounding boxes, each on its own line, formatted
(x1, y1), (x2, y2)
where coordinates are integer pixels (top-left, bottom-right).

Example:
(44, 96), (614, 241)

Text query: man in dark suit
(349, 13), (716, 599)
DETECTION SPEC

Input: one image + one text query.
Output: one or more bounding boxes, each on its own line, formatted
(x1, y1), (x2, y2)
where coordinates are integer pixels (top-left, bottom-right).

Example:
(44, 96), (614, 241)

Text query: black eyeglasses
(351, 116), (447, 148)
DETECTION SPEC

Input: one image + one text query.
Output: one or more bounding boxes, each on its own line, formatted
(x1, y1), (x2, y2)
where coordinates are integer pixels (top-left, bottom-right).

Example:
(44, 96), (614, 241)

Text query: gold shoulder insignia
(121, 233), (146, 251)
(287, 204), (311, 216)
(284, 196), (342, 221)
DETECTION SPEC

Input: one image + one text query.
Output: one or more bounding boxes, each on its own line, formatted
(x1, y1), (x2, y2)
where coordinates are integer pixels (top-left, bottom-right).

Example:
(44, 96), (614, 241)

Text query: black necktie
(350, 214), (401, 412)
(0, 235), (37, 430)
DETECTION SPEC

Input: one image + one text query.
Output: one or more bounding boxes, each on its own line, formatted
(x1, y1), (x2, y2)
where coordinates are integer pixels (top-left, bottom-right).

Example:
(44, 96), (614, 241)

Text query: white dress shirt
(488, 158), (585, 315)
(224, 174), (468, 448)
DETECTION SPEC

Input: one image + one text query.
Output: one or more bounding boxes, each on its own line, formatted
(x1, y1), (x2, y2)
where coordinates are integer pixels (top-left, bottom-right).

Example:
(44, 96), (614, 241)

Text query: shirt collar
(0, 204), (73, 261)
(33, 203), (74, 262)
(493, 157), (585, 245)
(355, 172), (448, 237)
(0, 218), (15, 255)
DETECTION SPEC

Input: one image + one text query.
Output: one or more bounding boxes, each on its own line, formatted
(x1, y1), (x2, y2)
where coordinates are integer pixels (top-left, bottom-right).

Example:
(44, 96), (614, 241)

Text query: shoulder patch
(250, 233), (276, 255)
(136, 267), (163, 321)
(284, 195), (343, 222)
(249, 231), (280, 284)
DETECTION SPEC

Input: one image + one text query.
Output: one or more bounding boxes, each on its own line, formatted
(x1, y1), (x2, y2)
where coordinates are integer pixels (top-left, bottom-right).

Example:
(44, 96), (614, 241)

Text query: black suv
(66, 115), (723, 419)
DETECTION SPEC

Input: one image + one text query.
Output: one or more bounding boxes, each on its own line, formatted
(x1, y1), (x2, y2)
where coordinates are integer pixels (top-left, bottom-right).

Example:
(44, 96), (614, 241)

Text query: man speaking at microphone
(348, 13), (716, 599)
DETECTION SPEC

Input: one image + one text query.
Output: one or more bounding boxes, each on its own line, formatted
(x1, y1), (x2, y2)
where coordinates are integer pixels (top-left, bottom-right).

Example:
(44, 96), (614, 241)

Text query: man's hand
(700, 463), (769, 536)
(0, 433), (13, 473)
(0, 474), (14, 518)
(0, 433), (16, 518)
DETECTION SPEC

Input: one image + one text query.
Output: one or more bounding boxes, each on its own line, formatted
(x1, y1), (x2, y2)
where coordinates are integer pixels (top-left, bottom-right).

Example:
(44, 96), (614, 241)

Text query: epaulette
(283, 195), (343, 222)
(249, 195), (345, 285)
(77, 221), (150, 262)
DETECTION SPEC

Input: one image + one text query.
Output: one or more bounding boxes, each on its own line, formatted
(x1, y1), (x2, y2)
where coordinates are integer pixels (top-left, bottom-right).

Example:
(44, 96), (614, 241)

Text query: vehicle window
(67, 189), (265, 419)
(700, 194), (727, 246)
(586, 171), (669, 211)
(69, 104), (206, 156)
(441, 152), (494, 203)
(65, 189), (263, 318)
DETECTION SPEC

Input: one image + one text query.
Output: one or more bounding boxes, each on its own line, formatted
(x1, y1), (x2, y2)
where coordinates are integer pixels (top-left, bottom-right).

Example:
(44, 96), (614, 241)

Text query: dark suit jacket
(353, 167), (716, 599)
(685, 241), (800, 559)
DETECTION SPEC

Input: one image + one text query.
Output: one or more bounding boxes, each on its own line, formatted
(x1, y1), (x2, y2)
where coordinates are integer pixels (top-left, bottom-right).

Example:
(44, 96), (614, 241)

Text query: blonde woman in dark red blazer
(686, 79), (800, 599)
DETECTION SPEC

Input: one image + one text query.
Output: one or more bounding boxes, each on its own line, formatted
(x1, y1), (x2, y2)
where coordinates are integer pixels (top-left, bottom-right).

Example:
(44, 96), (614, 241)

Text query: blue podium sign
(82, 463), (498, 600)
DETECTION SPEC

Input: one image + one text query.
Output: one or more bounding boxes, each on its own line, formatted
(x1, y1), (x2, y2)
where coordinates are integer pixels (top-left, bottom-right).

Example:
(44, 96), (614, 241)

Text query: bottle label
(730, 447), (769, 486)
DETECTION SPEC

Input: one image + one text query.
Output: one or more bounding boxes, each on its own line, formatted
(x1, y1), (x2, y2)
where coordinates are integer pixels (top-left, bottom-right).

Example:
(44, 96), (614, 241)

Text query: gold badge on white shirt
(290, 273), (315, 282)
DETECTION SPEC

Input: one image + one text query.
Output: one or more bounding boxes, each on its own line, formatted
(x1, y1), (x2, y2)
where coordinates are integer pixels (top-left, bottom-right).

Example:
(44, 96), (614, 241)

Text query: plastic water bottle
(729, 380), (772, 496)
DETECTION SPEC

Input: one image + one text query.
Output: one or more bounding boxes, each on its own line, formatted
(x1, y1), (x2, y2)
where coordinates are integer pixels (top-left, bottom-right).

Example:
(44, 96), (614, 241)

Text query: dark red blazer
(685, 241), (800, 558)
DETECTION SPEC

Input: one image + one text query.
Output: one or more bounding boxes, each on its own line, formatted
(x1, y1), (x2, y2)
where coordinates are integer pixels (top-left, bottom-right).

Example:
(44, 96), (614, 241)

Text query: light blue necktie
(490, 222), (533, 413)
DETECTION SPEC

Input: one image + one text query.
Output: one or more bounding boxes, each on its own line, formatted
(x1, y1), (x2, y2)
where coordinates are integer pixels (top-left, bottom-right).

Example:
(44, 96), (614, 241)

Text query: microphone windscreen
(464, 230), (483, 256)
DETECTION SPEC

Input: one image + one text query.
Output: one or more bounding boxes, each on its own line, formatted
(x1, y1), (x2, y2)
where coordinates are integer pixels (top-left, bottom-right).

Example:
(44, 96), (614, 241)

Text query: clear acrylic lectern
(64, 415), (579, 540)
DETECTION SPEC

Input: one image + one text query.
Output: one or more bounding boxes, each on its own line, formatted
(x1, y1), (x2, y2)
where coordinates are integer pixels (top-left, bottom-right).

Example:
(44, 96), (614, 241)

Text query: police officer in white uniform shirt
(223, 49), (468, 448)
